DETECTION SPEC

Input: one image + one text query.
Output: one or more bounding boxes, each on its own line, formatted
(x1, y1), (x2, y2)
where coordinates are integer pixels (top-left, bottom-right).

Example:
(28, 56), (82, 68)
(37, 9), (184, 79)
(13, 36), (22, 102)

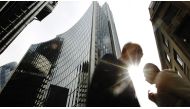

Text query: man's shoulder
(99, 54), (128, 72)
(101, 54), (125, 66)
(158, 69), (177, 78)
(102, 54), (117, 62)
(156, 69), (179, 87)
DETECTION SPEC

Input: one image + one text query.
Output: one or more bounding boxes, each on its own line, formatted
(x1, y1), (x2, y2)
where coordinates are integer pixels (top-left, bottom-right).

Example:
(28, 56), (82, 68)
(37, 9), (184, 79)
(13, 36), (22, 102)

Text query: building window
(166, 53), (170, 62)
(177, 54), (184, 67)
(174, 50), (184, 69)
(178, 72), (182, 78)
(175, 68), (182, 78)
(163, 4), (179, 25)
(175, 15), (190, 48)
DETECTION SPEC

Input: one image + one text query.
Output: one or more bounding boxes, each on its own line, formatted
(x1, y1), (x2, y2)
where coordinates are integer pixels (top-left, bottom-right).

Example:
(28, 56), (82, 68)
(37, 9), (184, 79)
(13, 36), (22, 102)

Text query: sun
(127, 64), (157, 107)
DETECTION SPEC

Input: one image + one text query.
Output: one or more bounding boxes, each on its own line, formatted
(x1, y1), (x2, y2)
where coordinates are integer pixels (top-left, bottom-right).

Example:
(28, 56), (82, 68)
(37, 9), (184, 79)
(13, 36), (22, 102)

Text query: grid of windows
(50, 4), (93, 107)
(150, 1), (190, 82)
(0, 2), (36, 36)
(31, 54), (51, 75)
(49, 2), (119, 107)
(95, 4), (113, 61)
(0, 36), (63, 106)
(19, 38), (63, 106)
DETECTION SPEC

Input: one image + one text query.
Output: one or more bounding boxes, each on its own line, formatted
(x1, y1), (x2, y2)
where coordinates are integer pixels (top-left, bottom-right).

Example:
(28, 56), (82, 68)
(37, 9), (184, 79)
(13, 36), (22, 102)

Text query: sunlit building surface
(0, 2), (121, 106)
(0, 1), (58, 54)
(0, 62), (17, 92)
(149, 1), (190, 80)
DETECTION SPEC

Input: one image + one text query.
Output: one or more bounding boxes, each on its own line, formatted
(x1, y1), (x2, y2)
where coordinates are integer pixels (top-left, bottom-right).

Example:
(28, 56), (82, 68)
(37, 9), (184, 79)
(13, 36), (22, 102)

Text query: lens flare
(128, 64), (157, 107)
(128, 65), (145, 85)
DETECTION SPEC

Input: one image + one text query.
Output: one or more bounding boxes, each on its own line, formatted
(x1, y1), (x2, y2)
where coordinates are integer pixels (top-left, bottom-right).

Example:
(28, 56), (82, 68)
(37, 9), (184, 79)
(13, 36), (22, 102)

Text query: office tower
(0, 1), (121, 106)
(0, 62), (17, 92)
(0, 1), (58, 54)
(149, 1), (190, 80)
(0, 37), (69, 106)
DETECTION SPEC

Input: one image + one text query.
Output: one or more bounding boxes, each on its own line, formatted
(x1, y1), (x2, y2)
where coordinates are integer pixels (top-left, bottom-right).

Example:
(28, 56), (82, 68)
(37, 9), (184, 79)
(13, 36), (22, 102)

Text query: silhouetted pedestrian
(87, 42), (143, 107)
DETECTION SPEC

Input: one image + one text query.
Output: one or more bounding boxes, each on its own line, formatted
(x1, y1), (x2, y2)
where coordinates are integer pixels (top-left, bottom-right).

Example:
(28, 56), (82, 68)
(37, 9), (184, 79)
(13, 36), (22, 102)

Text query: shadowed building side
(0, 37), (69, 106)
(149, 1), (190, 80)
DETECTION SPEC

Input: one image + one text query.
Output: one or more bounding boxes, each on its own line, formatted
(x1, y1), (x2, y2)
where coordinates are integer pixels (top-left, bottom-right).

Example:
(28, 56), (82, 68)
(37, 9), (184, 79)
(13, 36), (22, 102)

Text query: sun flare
(128, 64), (157, 107)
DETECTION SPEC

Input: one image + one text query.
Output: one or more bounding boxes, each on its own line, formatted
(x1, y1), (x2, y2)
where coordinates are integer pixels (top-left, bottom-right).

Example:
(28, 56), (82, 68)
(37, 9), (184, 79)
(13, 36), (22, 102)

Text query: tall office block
(0, 2), (121, 107)
(149, 1), (190, 80)
(0, 37), (69, 106)
(0, 62), (17, 92)
(0, 1), (58, 54)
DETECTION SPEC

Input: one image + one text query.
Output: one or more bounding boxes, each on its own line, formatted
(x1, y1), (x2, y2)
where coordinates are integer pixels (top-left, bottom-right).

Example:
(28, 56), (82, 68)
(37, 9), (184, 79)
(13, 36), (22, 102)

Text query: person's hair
(143, 63), (160, 84)
(121, 42), (143, 64)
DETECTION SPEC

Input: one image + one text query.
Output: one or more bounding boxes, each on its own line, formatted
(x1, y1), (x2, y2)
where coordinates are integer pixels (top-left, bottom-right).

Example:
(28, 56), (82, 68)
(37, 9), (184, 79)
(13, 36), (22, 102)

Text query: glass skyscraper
(0, 1), (121, 107)
(0, 62), (17, 92)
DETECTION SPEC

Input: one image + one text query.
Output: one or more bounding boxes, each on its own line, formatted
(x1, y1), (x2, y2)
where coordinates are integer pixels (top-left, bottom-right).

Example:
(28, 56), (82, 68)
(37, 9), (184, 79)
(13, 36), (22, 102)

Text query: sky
(0, 0), (160, 107)
(0, 0), (160, 69)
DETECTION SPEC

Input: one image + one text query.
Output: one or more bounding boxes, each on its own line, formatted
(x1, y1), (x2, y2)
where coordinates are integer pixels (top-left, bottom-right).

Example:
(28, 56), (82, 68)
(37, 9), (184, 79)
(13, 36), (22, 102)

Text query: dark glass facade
(0, 1), (121, 107)
(0, 1), (58, 54)
(0, 37), (64, 106)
